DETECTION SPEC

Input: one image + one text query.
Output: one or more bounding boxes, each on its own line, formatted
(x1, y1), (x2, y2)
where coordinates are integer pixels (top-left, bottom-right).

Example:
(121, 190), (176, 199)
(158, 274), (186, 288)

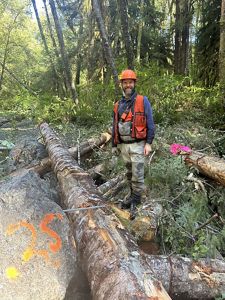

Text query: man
(112, 69), (155, 219)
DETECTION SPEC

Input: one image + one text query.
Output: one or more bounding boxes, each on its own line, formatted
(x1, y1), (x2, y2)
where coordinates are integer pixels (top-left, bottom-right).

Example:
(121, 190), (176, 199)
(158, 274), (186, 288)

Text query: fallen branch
(28, 132), (111, 176)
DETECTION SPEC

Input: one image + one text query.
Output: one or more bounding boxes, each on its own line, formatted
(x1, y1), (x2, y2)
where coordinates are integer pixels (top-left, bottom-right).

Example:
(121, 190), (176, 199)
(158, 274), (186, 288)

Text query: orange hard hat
(120, 69), (137, 81)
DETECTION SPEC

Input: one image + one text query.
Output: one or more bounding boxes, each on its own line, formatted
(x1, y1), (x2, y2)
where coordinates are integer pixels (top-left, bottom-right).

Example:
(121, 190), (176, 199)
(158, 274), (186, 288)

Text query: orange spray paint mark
(39, 213), (63, 253)
(7, 221), (37, 262)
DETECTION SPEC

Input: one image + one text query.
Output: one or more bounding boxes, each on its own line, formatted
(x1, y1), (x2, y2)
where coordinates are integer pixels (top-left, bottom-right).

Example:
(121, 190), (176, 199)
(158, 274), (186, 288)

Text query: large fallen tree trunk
(185, 151), (225, 186)
(146, 255), (225, 300)
(28, 133), (111, 177)
(40, 122), (171, 300)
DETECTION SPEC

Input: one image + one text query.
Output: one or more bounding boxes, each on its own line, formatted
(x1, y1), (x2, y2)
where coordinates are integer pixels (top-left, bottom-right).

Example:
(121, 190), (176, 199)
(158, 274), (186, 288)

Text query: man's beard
(123, 88), (135, 98)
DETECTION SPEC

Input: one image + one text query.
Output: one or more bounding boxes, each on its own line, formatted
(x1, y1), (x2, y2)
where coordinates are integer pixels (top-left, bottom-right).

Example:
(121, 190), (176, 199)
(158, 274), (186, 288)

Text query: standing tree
(49, 0), (78, 103)
(117, 0), (134, 69)
(136, 0), (144, 64)
(219, 0), (225, 105)
(92, 0), (120, 94)
(174, 0), (193, 75)
(31, 0), (60, 94)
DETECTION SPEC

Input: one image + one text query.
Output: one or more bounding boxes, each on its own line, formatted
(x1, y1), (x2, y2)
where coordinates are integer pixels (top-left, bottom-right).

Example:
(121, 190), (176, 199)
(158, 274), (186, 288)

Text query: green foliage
(146, 155), (187, 198)
(195, 0), (221, 86)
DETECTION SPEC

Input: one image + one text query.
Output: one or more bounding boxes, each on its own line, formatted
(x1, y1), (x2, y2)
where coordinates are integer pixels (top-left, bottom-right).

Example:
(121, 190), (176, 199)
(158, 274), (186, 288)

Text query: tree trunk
(174, 0), (192, 75)
(0, 11), (20, 91)
(174, 0), (182, 74)
(92, 0), (120, 95)
(219, 0), (225, 106)
(136, 0), (145, 64)
(49, 0), (78, 103)
(184, 151), (225, 186)
(75, 17), (84, 86)
(28, 132), (111, 177)
(31, 0), (59, 91)
(0, 32), (10, 91)
(40, 122), (171, 300)
(31, 0), (50, 58)
(117, 0), (134, 69)
(42, 0), (60, 58)
(146, 255), (225, 300)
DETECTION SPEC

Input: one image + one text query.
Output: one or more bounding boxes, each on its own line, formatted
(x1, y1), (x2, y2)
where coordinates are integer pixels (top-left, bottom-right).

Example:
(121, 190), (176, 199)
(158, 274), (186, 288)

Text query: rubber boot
(129, 192), (141, 220)
(122, 191), (141, 210)
(121, 194), (132, 209)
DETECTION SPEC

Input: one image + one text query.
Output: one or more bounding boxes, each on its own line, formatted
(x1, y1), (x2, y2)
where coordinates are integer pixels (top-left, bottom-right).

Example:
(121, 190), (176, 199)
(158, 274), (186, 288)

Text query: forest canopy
(0, 0), (224, 127)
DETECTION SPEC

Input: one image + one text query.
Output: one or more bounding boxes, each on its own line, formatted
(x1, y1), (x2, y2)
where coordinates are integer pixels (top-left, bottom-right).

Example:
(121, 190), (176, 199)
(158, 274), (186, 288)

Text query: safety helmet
(120, 69), (137, 81)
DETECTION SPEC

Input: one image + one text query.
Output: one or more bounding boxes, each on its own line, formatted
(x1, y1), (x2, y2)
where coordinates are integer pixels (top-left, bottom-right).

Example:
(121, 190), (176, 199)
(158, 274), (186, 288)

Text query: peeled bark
(40, 122), (171, 300)
(185, 151), (225, 186)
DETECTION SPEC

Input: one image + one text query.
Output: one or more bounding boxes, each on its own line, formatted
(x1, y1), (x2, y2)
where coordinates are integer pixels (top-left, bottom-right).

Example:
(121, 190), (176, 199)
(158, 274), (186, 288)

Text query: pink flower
(170, 143), (191, 155)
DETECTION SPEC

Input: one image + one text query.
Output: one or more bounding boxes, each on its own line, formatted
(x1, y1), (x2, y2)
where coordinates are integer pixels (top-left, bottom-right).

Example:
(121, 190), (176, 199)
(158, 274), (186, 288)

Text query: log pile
(40, 122), (171, 299)
(39, 122), (225, 300)
(3, 121), (225, 299)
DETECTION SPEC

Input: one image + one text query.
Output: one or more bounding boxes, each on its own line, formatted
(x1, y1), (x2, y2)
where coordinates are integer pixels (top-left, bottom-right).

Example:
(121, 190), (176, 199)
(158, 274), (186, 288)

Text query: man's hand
(144, 143), (152, 156)
(112, 147), (120, 156)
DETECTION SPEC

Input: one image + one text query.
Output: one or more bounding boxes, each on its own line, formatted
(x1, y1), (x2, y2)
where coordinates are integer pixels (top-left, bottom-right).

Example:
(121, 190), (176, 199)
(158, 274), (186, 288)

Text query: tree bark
(136, 0), (145, 64)
(92, 0), (120, 95)
(42, 0), (60, 59)
(184, 151), (225, 186)
(219, 0), (225, 106)
(40, 122), (171, 300)
(117, 0), (134, 69)
(29, 132), (111, 177)
(49, 0), (78, 103)
(174, 0), (192, 75)
(146, 255), (225, 300)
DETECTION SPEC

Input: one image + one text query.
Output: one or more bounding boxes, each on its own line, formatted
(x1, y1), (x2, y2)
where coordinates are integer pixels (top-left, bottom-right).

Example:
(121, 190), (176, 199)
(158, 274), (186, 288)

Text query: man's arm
(144, 96), (155, 144)
(143, 96), (155, 155)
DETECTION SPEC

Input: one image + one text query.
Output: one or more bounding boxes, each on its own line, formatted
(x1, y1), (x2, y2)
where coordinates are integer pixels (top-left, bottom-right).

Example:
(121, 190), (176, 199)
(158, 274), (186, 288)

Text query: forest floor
(0, 114), (225, 259)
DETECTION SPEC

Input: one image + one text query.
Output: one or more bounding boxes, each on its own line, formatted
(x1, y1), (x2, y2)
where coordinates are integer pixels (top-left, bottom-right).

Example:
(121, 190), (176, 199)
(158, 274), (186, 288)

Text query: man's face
(121, 79), (135, 97)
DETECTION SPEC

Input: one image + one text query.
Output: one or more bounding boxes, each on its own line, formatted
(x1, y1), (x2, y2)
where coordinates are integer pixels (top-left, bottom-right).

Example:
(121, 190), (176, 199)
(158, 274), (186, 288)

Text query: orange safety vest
(113, 95), (147, 145)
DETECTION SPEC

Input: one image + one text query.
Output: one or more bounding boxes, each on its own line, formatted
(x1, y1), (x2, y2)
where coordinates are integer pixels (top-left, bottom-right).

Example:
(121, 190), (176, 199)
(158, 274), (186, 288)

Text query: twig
(148, 150), (156, 175)
(170, 187), (189, 203)
(196, 213), (218, 231)
(77, 129), (81, 165)
(186, 173), (207, 194)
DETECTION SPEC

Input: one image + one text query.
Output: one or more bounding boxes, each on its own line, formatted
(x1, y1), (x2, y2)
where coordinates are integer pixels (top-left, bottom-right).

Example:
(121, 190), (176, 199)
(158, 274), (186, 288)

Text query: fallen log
(40, 122), (171, 300)
(88, 163), (106, 183)
(98, 174), (125, 195)
(146, 255), (225, 300)
(184, 151), (225, 186)
(28, 132), (111, 177)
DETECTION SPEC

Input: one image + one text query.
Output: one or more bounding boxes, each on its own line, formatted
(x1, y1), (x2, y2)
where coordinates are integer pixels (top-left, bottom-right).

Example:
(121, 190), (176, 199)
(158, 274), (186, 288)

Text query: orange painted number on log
(39, 213), (63, 253)
(6, 213), (63, 262)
